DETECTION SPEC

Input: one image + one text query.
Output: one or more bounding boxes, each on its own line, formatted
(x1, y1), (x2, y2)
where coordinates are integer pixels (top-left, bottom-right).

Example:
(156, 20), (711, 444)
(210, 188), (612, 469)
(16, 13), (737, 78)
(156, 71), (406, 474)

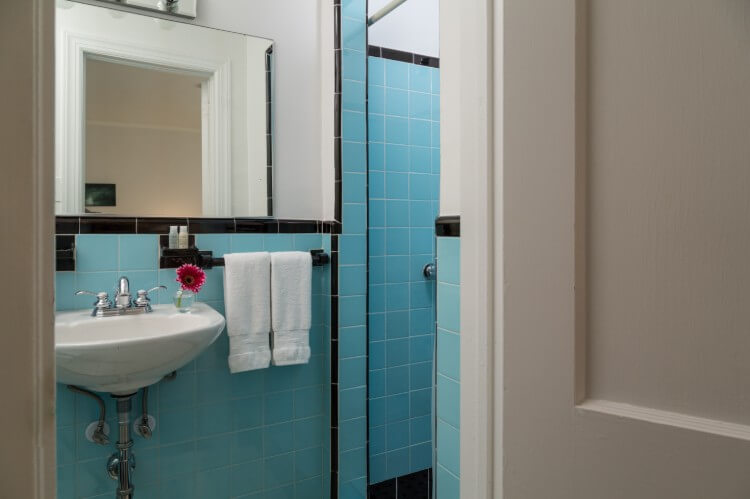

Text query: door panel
(504, 0), (750, 497)
(586, 0), (750, 426)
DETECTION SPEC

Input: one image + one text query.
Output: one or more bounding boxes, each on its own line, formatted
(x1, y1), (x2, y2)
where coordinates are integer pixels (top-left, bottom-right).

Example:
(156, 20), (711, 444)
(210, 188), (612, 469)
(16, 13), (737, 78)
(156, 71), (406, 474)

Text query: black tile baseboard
(368, 45), (439, 68)
(56, 216), (341, 235)
(368, 469), (432, 499)
(435, 216), (460, 237)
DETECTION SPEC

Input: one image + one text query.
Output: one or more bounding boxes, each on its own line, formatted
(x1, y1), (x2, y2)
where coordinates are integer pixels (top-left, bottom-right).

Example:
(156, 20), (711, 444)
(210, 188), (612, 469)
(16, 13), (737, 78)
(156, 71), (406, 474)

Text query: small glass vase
(173, 289), (195, 313)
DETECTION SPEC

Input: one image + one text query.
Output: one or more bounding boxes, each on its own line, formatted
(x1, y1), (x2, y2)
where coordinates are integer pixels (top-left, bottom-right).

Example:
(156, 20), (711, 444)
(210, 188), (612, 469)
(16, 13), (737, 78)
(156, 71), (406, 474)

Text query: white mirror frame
(56, 28), (232, 216)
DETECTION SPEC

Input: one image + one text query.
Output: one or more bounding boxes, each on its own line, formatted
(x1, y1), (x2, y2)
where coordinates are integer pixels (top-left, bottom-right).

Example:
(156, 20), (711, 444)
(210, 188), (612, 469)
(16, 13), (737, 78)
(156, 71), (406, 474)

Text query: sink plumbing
(67, 372), (174, 498)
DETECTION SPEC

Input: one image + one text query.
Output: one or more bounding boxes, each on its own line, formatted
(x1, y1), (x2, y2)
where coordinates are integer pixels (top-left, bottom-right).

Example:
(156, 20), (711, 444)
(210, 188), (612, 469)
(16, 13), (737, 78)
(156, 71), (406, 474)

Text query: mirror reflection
(56, 0), (274, 217)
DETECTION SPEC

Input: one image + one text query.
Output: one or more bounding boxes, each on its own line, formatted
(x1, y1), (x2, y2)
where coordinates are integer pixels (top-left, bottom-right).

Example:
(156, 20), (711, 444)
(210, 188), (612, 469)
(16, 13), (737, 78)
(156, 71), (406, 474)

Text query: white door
(502, 0), (750, 497)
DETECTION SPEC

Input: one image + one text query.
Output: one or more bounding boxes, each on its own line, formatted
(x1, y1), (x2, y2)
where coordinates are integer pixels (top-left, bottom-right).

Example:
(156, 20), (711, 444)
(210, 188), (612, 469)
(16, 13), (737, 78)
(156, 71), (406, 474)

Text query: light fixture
(89, 0), (197, 19)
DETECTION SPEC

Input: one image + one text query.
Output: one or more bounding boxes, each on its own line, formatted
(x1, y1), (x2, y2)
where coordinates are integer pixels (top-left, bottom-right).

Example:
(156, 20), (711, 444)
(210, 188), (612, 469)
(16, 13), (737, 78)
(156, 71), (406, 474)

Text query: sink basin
(56, 303), (225, 394)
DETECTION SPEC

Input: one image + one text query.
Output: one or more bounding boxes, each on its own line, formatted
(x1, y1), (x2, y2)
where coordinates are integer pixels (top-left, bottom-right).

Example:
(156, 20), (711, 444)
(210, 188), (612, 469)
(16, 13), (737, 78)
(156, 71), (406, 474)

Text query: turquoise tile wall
(367, 55), (441, 485)
(337, 0), (370, 497)
(55, 233), (330, 499)
(436, 237), (460, 499)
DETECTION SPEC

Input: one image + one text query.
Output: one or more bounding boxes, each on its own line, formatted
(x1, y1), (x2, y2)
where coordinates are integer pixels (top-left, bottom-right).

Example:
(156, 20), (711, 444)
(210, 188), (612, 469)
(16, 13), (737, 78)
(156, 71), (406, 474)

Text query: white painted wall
(190, 0), (328, 219)
(438, 0), (459, 216)
(368, 0), (439, 57)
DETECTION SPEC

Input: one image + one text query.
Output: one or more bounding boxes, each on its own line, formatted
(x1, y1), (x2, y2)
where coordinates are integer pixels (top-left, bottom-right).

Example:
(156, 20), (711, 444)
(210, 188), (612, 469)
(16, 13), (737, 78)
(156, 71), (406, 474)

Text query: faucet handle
(134, 286), (167, 310)
(76, 291), (111, 315)
(76, 290), (109, 300)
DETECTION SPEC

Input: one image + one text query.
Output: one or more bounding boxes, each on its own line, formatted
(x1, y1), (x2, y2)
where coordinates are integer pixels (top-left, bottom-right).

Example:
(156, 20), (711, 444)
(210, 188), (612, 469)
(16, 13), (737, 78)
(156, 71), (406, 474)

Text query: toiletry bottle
(168, 226), (178, 249)
(178, 225), (189, 249)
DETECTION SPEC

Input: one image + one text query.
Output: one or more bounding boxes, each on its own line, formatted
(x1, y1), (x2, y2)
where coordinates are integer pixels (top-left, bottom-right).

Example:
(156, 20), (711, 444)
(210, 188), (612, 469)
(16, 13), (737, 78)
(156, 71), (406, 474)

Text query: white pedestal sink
(56, 302), (225, 395)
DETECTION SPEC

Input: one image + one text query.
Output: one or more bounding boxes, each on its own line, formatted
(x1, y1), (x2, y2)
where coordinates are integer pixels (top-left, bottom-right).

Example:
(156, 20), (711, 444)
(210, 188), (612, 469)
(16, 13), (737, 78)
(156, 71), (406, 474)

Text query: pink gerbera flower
(176, 264), (206, 293)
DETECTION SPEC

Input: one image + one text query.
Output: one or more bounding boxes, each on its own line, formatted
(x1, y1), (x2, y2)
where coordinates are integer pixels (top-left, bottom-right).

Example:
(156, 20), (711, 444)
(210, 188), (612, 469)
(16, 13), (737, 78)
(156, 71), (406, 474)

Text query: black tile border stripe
(265, 45), (274, 217)
(368, 44), (439, 68)
(55, 216), (342, 235)
(435, 215), (460, 237)
(331, 2), (342, 497)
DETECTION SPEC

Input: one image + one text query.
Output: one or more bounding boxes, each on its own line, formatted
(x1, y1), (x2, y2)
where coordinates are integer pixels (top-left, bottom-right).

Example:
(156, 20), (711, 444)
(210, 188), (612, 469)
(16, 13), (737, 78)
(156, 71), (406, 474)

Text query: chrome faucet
(76, 276), (166, 317)
(115, 276), (132, 309)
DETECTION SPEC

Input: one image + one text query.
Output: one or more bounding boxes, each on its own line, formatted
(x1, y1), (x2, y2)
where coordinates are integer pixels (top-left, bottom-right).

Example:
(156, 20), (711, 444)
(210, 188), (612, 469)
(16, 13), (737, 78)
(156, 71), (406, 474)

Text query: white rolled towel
(223, 252), (271, 373)
(271, 251), (312, 366)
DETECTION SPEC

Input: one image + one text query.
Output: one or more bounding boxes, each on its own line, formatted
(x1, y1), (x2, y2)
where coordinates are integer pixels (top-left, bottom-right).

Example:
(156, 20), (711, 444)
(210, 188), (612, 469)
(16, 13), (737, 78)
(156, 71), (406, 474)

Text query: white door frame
(56, 29), (232, 216)
(0, 0), (55, 496)
(445, 0), (501, 497)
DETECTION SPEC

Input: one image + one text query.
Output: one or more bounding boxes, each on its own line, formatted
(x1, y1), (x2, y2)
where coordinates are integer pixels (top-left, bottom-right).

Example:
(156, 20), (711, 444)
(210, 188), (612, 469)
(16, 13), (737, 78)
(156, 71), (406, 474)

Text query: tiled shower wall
(435, 236), (460, 498)
(55, 233), (330, 499)
(367, 54), (441, 484)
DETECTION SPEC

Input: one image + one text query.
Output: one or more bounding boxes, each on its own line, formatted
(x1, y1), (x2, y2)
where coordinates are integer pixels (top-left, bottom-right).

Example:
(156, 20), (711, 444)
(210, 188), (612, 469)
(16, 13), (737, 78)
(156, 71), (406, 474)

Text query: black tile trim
(329, 236), (340, 498)
(368, 44), (440, 68)
(137, 218), (189, 234)
(368, 469), (432, 499)
(368, 478), (396, 498)
(236, 219), (278, 233)
(56, 216), (80, 235)
(56, 235), (76, 272)
(80, 217), (136, 234)
(265, 45), (274, 217)
(435, 215), (460, 237)
(277, 220), (319, 234)
(56, 216), (339, 235)
(187, 218), (236, 234)
(396, 469), (431, 499)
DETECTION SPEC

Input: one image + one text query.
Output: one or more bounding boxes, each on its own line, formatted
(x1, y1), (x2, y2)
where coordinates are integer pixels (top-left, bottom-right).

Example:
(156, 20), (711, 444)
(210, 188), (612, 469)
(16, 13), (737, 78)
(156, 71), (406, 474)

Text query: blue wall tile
(369, 57), (385, 86)
(343, 49), (366, 82)
(230, 234), (264, 253)
(343, 79), (366, 112)
(343, 141), (368, 173)
(436, 237), (461, 495)
(409, 92), (431, 120)
(410, 146), (432, 174)
(342, 0), (366, 20)
(385, 144), (410, 172)
(385, 59), (409, 90)
(343, 203), (367, 235)
(368, 113), (385, 143)
(76, 234), (118, 272)
(342, 172), (367, 204)
(385, 116), (409, 145)
(436, 421), (460, 477)
(369, 143), (385, 170)
(119, 235), (158, 271)
(342, 110), (367, 142)
(409, 65), (432, 93)
(385, 88), (409, 117)
(339, 326), (367, 359)
(341, 17), (365, 51)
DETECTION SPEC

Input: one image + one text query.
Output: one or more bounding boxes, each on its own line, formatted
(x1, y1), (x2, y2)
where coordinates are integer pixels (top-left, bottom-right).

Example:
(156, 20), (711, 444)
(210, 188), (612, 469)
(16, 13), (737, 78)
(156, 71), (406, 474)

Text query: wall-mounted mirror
(56, 0), (274, 217)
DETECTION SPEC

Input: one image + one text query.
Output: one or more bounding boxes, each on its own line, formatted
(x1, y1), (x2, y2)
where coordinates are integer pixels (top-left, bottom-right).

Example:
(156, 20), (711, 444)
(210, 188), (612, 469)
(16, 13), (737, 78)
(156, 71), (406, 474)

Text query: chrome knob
(75, 290), (111, 316)
(134, 286), (167, 312)
(423, 263), (436, 280)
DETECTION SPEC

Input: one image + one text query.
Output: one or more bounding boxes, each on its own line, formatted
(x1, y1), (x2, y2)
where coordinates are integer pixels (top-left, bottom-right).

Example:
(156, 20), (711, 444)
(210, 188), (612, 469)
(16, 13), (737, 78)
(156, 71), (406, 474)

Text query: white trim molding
(56, 29), (232, 216)
(441, 0), (499, 497)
